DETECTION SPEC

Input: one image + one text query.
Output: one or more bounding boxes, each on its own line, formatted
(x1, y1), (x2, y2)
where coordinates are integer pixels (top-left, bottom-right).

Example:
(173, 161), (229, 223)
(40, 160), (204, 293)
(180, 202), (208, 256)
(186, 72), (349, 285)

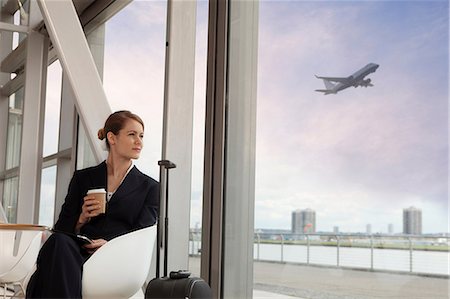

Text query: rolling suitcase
(145, 160), (212, 299)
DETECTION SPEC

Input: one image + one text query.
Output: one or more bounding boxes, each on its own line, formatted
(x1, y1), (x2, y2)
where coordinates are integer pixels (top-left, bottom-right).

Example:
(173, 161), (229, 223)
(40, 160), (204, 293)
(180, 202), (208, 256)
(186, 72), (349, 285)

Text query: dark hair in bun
(98, 110), (144, 150)
(97, 128), (106, 140)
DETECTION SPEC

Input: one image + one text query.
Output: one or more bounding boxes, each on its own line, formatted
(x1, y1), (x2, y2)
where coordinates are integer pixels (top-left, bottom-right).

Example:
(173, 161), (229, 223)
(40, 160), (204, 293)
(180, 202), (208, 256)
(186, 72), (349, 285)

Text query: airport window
(2, 176), (19, 223)
(103, 0), (207, 276)
(43, 60), (62, 157)
(38, 166), (57, 227)
(253, 1), (449, 297)
(1, 88), (25, 223)
(76, 122), (97, 170)
(103, 0), (166, 179)
(5, 88), (23, 169)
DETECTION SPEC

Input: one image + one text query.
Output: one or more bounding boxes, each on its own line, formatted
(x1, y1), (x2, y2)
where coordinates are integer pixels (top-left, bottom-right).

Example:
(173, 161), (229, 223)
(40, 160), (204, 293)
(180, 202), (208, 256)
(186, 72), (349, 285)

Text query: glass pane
(6, 87), (24, 169)
(38, 166), (57, 227)
(255, 1), (449, 298)
(2, 176), (19, 223)
(103, 0), (167, 179)
(12, 8), (27, 49)
(76, 121), (96, 170)
(43, 60), (62, 157)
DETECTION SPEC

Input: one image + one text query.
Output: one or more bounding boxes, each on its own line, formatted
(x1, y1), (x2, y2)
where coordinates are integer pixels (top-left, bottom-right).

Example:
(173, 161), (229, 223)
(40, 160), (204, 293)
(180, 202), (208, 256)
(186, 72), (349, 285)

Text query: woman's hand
(83, 238), (107, 254)
(79, 195), (103, 223)
(76, 195), (103, 232)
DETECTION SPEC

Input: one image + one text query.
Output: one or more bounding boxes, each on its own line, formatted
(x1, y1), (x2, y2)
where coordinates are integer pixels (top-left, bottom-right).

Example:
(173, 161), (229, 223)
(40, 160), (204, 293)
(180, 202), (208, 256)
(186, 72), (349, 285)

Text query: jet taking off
(315, 63), (379, 95)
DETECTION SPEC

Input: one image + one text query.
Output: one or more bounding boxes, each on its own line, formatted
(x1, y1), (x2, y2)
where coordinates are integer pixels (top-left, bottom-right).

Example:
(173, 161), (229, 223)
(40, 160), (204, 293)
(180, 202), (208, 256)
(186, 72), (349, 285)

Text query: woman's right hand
(78, 195), (102, 224)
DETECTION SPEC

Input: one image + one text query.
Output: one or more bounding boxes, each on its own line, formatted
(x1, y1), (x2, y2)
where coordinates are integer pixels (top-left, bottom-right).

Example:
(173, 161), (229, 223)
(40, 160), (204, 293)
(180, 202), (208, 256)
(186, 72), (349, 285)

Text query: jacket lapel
(108, 166), (141, 203)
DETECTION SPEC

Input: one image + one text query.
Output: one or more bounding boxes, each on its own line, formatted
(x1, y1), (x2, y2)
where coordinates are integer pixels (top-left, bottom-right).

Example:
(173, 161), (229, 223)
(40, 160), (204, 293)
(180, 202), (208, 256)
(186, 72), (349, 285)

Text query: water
(188, 241), (450, 276)
(254, 243), (450, 275)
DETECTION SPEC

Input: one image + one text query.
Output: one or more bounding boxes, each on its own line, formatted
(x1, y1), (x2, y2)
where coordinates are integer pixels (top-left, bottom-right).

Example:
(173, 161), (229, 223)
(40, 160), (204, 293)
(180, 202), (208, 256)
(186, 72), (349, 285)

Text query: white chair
(0, 224), (47, 299)
(82, 225), (157, 298)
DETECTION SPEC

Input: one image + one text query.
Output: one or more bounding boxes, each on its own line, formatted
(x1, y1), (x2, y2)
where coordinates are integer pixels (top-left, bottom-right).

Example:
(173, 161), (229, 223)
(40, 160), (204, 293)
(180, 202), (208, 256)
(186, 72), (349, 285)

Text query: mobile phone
(76, 234), (94, 244)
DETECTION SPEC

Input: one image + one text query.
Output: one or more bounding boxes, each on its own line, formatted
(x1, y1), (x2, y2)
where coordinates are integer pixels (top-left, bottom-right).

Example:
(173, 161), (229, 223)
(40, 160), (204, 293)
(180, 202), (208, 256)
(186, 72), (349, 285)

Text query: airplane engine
(360, 78), (372, 87)
(354, 79), (373, 87)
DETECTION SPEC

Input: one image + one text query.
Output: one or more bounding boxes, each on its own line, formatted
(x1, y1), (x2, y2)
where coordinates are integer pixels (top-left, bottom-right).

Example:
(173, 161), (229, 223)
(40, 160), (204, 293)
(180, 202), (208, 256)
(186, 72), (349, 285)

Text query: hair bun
(97, 128), (106, 140)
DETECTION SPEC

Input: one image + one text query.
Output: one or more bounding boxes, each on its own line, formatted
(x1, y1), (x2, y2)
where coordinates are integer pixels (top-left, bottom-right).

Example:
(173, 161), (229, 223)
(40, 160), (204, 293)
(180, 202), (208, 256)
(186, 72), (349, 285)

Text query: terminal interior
(0, 0), (448, 298)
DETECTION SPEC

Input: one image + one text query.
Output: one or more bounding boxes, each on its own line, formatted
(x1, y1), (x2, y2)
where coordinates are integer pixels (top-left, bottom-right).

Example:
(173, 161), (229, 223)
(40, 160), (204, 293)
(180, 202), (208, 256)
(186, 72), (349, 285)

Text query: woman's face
(108, 119), (144, 160)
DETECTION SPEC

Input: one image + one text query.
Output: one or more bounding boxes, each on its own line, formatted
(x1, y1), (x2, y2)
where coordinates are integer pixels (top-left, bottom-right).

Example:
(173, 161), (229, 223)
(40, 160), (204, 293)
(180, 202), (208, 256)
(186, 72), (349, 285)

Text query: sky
(39, 0), (449, 234)
(255, 0), (448, 233)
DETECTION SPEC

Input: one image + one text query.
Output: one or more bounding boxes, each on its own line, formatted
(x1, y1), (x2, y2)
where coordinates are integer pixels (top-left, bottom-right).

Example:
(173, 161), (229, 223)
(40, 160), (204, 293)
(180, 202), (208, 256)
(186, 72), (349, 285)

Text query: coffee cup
(87, 188), (107, 214)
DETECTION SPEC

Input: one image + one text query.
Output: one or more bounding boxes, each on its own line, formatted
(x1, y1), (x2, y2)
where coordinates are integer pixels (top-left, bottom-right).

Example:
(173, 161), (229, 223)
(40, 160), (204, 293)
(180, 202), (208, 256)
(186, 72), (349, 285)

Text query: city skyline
(280, 206), (430, 235)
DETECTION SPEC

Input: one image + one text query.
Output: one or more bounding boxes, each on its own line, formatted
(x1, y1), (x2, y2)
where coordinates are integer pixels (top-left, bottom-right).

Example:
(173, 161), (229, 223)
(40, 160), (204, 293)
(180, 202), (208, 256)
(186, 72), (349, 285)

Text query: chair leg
(0, 283), (24, 299)
(16, 283), (25, 298)
(2, 283), (7, 299)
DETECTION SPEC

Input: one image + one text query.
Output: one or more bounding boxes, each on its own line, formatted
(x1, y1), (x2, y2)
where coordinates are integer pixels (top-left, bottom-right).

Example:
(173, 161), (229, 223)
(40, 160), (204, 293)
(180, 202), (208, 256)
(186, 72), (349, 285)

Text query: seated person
(26, 110), (159, 299)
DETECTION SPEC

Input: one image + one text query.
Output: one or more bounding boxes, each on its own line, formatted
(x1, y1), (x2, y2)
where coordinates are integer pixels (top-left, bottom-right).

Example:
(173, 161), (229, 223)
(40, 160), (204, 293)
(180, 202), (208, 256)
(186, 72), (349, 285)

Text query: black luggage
(145, 160), (212, 299)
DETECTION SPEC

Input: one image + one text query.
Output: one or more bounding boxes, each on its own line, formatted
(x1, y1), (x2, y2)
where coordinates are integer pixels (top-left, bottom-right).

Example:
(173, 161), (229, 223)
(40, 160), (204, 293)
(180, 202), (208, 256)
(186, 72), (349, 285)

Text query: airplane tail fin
(322, 79), (336, 90)
(314, 75), (336, 95)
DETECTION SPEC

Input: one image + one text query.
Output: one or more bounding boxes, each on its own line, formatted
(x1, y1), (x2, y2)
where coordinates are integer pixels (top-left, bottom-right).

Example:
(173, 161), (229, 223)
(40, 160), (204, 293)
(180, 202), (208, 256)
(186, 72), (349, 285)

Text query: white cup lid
(87, 188), (106, 194)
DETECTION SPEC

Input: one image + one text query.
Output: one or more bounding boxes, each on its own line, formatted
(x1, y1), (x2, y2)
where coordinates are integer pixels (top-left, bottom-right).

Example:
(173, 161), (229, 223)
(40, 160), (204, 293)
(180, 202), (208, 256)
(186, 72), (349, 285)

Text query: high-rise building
(403, 206), (422, 235)
(366, 224), (372, 234)
(291, 208), (316, 233)
(388, 223), (394, 234)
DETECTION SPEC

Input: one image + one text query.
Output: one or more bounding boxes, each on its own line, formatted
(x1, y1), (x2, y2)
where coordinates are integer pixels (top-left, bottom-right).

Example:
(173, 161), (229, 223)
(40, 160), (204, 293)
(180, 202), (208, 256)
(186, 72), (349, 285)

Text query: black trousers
(26, 233), (90, 299)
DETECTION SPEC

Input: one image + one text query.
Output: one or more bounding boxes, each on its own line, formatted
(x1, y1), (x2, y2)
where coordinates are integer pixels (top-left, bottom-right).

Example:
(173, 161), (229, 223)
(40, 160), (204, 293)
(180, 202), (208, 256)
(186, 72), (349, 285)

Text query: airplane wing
(315, 89), (335, 95)
(315, 75), (352, 84)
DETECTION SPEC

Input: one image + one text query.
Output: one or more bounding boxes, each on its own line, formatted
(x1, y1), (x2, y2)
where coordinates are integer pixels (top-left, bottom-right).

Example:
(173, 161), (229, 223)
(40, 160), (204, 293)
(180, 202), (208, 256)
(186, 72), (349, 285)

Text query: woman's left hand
(83, 238), (107, 254)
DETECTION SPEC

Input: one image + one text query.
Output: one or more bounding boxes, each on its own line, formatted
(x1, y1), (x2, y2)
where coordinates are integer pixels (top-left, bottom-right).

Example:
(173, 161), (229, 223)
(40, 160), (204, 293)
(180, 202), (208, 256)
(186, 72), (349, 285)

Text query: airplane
(315, 63), (379, 95)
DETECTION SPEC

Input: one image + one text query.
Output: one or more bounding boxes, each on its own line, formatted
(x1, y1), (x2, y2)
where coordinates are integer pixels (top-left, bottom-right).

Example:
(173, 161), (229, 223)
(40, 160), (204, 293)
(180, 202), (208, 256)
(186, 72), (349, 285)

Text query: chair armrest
(82, 226), (157, 298)
(0, 224), (51, 231)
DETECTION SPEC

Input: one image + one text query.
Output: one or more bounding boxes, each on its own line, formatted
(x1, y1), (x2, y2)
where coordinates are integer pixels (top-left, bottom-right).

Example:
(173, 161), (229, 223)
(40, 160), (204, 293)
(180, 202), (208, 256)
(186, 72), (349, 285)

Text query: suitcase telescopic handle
(156, 160), (176, 278)
(158, 160), (176, 169)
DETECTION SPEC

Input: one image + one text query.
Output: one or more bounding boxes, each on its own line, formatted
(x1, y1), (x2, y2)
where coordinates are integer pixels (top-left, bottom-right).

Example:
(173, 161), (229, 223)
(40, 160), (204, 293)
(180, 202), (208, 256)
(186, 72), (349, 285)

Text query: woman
(26, 110), (159, 298)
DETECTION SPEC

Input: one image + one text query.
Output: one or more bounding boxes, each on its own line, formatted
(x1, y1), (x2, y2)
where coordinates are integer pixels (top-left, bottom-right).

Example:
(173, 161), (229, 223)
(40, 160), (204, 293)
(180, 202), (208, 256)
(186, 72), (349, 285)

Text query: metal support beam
(1, 40), (26, 74)
(37, 0), (111, 164)
(1, 73), (24, 97)
(80, 0), (132, 35)
(0, 21), (28, 33)
(201, 0), (228, 297)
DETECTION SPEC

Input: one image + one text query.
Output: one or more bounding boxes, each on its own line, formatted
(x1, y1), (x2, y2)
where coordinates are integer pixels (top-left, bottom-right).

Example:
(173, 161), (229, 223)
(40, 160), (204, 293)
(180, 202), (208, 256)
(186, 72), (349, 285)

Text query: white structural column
(37, 0), (110, 164)
(223, 0), (258, 297)
(202, 0), (258, 297)
(16, 31), (49, 223)
(161, 0), (197, 272)
(54, 24), (106, 221)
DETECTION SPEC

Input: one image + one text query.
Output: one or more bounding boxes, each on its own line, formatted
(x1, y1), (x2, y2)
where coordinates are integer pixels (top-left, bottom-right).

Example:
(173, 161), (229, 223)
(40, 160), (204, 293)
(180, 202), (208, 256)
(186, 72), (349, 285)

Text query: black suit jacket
(54, 161), (159, 241)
